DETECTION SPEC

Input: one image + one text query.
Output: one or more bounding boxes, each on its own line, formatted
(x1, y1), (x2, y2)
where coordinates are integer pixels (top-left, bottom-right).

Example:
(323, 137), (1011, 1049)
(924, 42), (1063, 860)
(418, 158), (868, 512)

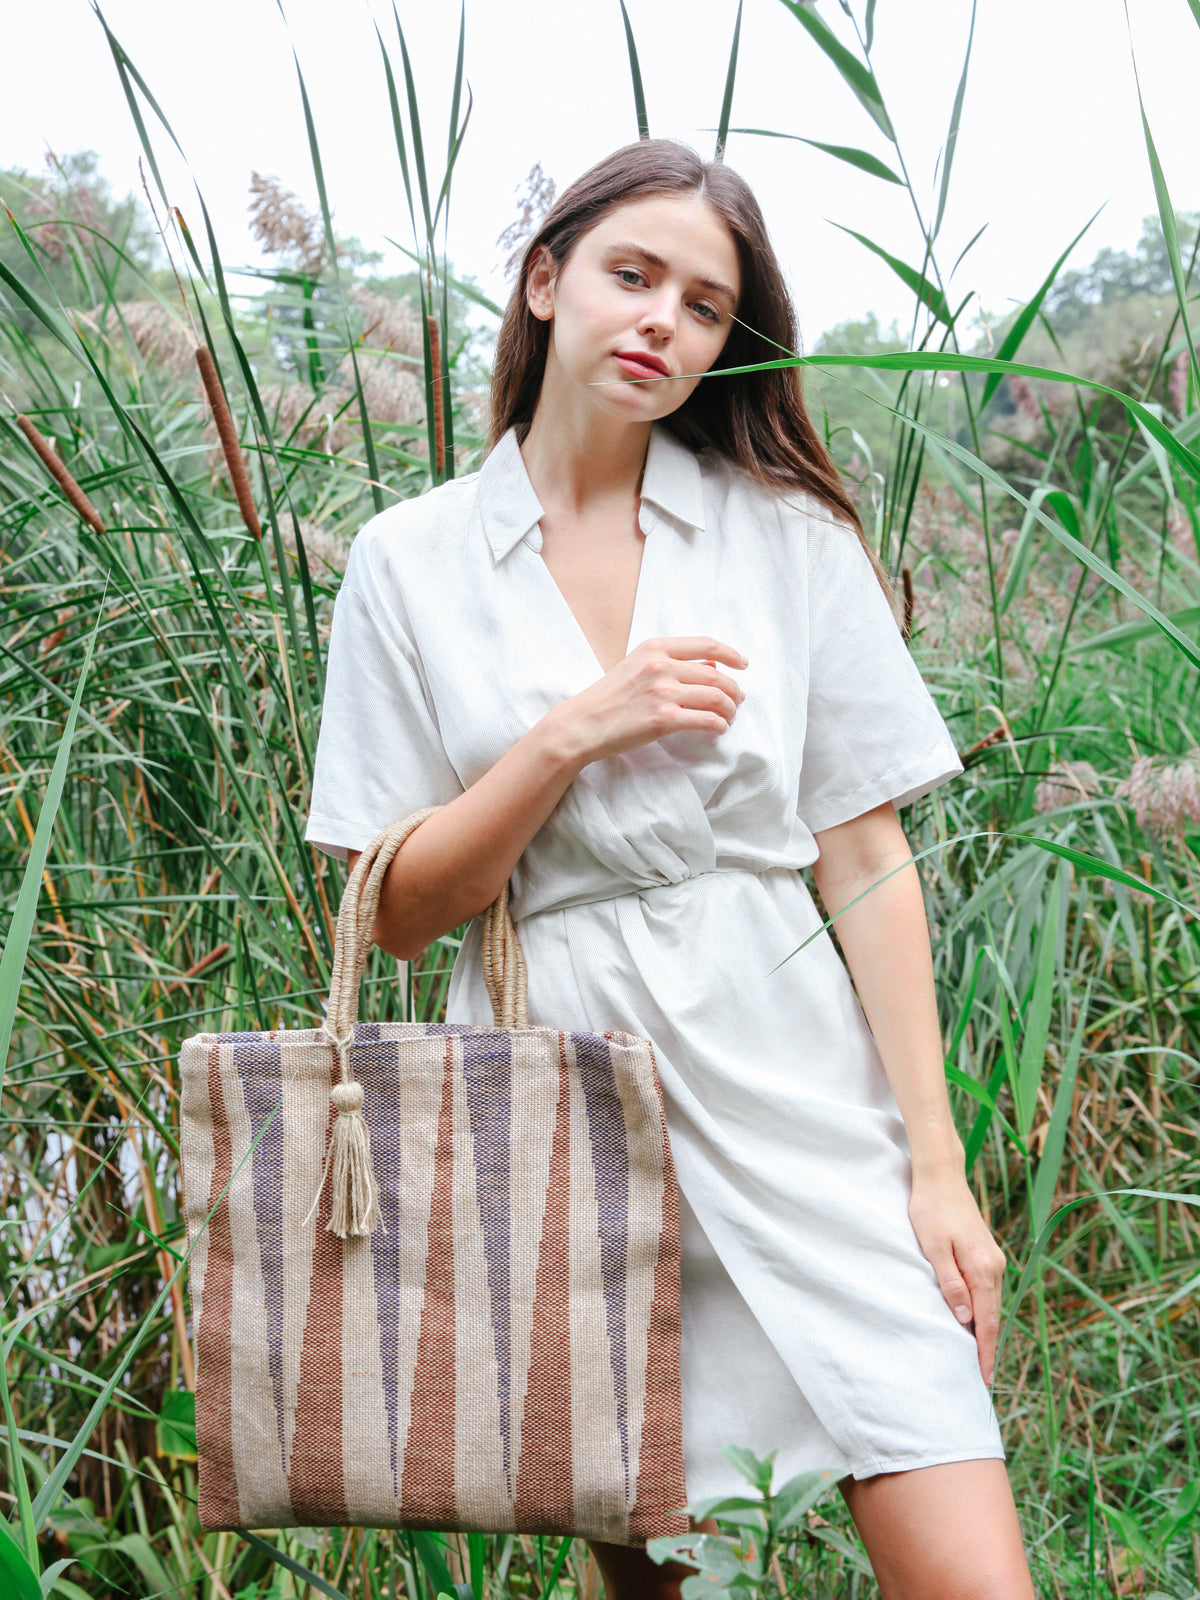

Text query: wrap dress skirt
(304, 423), (1005, 1499)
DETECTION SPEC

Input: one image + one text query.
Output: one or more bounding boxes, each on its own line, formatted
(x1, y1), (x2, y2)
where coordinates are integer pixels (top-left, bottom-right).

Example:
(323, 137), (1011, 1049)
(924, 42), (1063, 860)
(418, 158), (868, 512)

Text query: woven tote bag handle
(314, 806), (528, 1237)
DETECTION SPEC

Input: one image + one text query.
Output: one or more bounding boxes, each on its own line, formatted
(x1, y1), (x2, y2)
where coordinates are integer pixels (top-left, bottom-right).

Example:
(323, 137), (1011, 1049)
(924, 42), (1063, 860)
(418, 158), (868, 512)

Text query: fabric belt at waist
(511, 862), (796, 925)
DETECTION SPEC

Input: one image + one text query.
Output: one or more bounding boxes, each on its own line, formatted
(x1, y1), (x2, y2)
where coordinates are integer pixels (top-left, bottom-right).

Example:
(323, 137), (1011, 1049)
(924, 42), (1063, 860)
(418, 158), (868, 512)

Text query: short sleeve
(794, 517), (963, 835)
(303, 539), (463, 862)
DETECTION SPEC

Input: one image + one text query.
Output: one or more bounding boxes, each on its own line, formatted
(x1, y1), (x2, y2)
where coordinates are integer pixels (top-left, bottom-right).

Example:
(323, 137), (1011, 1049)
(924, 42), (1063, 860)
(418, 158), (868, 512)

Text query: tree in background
(0, 151), (162, 335)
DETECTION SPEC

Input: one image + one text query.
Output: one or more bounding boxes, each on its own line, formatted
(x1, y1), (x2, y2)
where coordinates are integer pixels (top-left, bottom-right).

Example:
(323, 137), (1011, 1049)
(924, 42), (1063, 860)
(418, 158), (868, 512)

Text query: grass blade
(1123, 1), (1200, 401)
(447, 0), (465, 166)
(1013, 861), (1063, 1139)
(375, 19), (418, 238)
(1064, 601), (1200, 655)
(543, 1535), (574, 1597)
(776, 0), (895, 141)
(723, 127), (901, 183)
(981, 208), (1102, 410)
(629, 347), (1200, 486)
(411, 1532), (457, 1596)
(827, 222), (953, 324)
(1030, 983), (1090, 1236)
(0, 1519), (39, 1600)
(1, 602), (103, 1098)
(385, 237), (503, 317)
(393, 4), (434, 239)
(714, 0), (744, 162)
(288, 44), (384, 513)
(240, 1532), (350, 1600)
(996, 1189), (1200, 1376)
(932, 0), (976, 239)
(618, 0), (650, 138)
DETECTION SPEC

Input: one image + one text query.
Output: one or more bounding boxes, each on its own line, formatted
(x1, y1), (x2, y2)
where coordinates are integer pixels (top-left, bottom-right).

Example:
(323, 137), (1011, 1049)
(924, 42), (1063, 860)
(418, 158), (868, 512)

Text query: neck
(520, 361), (651, 514)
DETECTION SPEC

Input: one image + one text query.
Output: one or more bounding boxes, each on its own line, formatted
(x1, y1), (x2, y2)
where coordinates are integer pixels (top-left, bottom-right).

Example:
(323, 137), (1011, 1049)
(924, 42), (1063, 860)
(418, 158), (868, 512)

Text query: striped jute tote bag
(179, 807), (689, 1546)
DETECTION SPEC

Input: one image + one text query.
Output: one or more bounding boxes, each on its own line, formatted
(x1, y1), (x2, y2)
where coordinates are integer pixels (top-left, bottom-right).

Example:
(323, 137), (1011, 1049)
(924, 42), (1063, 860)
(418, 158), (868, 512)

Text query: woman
(305, 139), (1034, 1599)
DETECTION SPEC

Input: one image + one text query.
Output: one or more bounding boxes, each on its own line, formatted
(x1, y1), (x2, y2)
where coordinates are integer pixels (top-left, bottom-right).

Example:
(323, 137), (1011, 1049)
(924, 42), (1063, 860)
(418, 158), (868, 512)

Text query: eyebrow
(605, 241), (738, 305)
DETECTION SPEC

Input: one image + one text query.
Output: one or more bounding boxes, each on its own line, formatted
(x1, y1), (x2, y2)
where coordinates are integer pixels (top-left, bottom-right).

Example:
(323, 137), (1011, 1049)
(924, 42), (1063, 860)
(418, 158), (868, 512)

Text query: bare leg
(587, 1518), (719, 1600)
(839, 1458), (1034, 1600)
(586, 1540), (687, 1600)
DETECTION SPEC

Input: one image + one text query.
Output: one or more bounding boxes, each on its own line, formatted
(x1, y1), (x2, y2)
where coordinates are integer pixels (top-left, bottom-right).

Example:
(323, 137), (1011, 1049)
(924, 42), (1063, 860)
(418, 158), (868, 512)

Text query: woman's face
(527, 192), (742, 423)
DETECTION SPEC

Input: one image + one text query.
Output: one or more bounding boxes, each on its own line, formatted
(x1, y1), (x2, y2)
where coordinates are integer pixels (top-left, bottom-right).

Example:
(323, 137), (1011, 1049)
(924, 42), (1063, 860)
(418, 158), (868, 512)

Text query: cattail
(427, 314), (445, 478)
(16, 414), (106, 535)
(194, 344), (262, 537)
(900, 565), (914, 641)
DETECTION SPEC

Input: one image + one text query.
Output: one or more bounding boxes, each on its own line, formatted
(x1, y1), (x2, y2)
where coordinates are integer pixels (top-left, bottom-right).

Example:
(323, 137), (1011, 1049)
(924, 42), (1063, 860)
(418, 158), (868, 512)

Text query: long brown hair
(489, 139), (896, 609)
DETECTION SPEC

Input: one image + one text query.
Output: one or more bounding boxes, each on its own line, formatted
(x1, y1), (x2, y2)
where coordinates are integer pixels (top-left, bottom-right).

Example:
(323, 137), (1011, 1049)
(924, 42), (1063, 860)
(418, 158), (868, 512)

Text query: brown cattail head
(900, 565), (914, 642)
(194, 344), (261, 537)
(16, 414), (106, 535)
(427, 314), (445, 479)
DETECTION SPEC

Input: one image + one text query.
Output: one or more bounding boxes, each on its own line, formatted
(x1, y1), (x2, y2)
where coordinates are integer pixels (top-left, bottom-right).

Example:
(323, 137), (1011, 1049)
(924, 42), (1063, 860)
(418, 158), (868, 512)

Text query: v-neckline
(531, 508), (655, 681)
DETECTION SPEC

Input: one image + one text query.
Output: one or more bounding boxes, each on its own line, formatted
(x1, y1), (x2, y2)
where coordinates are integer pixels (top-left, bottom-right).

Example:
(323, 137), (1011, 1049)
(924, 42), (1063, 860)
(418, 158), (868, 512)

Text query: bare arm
(347, 636), (747, 960)
(349, 713), (584, 960)
(810, 801), (1006, 1381)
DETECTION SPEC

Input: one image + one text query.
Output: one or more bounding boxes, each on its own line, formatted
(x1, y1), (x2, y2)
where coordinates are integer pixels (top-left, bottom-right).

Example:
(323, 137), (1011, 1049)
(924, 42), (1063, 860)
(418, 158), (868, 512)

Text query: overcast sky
(2, 0), (1197, 341)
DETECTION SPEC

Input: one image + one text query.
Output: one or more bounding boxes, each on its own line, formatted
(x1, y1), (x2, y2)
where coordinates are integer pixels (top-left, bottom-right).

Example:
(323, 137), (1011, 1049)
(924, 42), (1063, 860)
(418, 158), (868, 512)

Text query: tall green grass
(1, 2), (1198, 1596)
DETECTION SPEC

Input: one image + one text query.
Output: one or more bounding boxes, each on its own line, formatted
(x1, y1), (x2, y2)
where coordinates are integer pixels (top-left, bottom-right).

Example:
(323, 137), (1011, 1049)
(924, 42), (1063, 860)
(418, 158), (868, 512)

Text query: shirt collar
(478, 423), (706, 563)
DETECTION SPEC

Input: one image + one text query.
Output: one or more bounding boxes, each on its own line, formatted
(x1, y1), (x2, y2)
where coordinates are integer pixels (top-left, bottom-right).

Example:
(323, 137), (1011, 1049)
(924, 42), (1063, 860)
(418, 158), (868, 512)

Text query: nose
(636, 287), (677, 344)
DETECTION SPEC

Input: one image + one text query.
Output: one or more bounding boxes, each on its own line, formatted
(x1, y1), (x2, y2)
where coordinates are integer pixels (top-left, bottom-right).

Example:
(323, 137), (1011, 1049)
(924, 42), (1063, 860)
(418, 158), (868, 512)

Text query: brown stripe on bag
(513, 1034), (574, 1530)
(399, 1034), (458, 1524)
(196, 1043), (241, 1530)
(627, 1062), (689, 1544)
(287, 1089), (349, 1524)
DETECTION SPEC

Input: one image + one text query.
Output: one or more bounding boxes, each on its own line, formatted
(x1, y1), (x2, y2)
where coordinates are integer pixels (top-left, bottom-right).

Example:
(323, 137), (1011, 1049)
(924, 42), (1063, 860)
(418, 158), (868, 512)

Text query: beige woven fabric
(180, 811), (687, 1544)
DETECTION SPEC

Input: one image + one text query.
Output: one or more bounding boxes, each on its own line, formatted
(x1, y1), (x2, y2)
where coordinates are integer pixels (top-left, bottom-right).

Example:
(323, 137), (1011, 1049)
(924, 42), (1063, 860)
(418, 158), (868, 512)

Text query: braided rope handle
(313, 806), (528, 1237)
(322, 805), (528, 1051)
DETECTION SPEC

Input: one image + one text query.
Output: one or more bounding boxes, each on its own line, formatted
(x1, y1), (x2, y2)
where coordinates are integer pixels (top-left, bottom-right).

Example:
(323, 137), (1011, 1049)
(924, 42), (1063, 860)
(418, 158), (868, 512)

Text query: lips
(614, 350), (669, 380)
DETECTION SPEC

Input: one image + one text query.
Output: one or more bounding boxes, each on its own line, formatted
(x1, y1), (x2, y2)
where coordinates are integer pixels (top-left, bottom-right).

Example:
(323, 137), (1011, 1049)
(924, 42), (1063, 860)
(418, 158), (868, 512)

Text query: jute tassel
(194, 343), (262, 538)
(16, 414), (106, 535)
(326, 1079), (381, 1238)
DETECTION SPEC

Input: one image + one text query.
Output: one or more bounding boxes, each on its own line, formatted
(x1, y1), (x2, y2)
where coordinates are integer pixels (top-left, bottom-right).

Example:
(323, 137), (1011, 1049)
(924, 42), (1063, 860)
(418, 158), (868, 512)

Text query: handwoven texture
(180, 1019), (688, 1545)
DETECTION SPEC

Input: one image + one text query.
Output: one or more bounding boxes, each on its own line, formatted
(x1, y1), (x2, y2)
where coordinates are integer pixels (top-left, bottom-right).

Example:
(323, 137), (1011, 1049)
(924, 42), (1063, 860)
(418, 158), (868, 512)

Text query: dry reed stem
(427, 313), (445, 476)
(161, 942), (232, 995)
(961, 710), (1014, 760)
(16, 414), (106, 535)
(193, 345), (262, 537)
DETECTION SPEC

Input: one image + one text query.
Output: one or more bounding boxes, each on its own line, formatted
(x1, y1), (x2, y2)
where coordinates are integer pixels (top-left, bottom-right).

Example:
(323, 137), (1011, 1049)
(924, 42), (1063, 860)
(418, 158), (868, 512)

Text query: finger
(674, 662), (746, 704)
(676, 684), (740, 723)
(960, 1248), (1005, 1384)
(656, 636), (748, 669)
(929, 1247), (975, 1333)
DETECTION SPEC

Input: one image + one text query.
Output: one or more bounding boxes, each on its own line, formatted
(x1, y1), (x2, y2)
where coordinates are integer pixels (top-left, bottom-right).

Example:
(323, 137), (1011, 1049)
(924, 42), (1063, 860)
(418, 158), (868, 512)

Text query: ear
(526, 245), (557, 322)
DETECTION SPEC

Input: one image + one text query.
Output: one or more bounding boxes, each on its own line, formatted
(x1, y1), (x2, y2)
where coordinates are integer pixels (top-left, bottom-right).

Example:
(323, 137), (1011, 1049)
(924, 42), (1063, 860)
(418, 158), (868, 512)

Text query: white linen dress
(303, 423), (1005, 1499)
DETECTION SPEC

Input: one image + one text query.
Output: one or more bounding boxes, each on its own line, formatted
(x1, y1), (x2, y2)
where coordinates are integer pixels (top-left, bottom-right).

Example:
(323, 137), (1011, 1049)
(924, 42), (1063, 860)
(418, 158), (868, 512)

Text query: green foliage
(0, 152), (163, 335)
(1042, 212), (1200, 335)
(647, 1449), (841, 1598)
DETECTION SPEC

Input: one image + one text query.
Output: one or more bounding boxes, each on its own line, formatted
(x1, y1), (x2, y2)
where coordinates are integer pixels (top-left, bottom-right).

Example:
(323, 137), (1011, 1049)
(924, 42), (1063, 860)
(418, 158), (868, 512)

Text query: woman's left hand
(907, 1172), (1007, 1384)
